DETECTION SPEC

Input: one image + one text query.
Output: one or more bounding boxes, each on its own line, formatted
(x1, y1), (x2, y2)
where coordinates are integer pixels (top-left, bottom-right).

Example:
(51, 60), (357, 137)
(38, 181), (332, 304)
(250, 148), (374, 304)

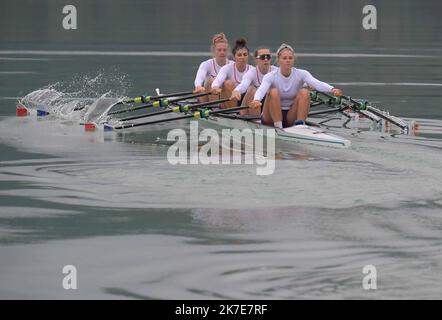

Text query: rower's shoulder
(262, 68), (279, 82)
(263, 68), (278, 80)
(244, 65), (257, 75)
(294, 68), (311, 76)
(198, 58), (213, 67)
(218, 63), (232, 72)
(223, 59), (234, 67)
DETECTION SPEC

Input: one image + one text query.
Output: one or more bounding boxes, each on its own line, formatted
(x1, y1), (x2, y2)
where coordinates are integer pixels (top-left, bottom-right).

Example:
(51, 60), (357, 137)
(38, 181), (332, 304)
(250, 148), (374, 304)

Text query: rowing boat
(103, 109), (351, 149)
(18, 88), (414, 149)
(97, 89), (351, 148)
(199, 114), (351, 148)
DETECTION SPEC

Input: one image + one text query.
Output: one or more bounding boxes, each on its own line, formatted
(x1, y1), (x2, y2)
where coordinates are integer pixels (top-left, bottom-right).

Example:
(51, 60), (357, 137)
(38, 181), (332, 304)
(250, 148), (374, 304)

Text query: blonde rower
(251, 43), (342, 128)
(230, 47), (277, 116)
(211, 38), (253, 108)
(194, 33), (232, 102)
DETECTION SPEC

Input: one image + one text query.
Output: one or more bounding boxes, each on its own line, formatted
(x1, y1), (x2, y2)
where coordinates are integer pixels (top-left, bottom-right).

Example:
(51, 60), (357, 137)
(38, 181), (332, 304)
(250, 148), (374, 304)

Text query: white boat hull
(199, 116), (351, 148)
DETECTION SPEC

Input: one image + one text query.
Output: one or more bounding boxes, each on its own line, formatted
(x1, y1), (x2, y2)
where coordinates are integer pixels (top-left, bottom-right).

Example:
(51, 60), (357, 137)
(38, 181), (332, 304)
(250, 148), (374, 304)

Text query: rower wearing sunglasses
(193, 33), (233, 103)
(230, 47), (278, 116)
(211, 38), (253, 109)
(250, 43), (342, 128)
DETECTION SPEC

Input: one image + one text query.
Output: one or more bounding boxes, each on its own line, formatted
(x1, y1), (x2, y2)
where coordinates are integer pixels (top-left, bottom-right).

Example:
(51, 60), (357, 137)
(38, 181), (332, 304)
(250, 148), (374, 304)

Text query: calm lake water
(1, 0), (442, 299)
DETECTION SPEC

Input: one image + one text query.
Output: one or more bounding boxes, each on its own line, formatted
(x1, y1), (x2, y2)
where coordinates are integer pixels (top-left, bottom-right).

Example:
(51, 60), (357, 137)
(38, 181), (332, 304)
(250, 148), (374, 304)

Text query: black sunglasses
(256, 54), (272, 60)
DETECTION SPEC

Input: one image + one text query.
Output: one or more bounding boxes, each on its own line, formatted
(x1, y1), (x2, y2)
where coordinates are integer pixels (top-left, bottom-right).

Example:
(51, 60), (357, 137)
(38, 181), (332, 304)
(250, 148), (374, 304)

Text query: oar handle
(312, 90), (343, 105)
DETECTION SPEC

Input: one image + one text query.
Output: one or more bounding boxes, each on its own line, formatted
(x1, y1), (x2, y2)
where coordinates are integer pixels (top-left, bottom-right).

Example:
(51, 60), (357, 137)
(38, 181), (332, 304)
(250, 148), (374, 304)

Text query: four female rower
(194, 37), (342, 128)
(230, 47), (278, 116)
(194, 33), (232, 103)
(211, 38), (253, 108)
(250, 43), (342, 128)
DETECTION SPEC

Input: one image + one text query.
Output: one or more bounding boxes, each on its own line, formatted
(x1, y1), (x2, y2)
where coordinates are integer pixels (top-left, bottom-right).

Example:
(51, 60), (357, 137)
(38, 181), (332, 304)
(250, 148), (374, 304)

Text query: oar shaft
(113, 105), (249, 130)
(338, 95), (408, 129)
(119, 108), (173, 121)
(118, 98), (230, 122)
(115, 114), (193, 129)
(309, 107), (345, 116)
(313, 91), (381, 122)
(210, 105), (249, 115)
(167, 91), (212, 104)
(108, 92), (211, 116)
(365, 106), (408, 130)
(118, 90), (195, 105)
(311, 101), (326, 108)
(140, 90), (195, 101)
(183, 98), (229, 109)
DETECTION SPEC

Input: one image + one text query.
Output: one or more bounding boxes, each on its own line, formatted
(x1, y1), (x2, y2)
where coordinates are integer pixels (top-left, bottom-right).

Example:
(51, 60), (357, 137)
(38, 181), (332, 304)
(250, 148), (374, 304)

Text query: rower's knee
(269, 88), (280, 99)
(223, 80), (235, 91)
(204, 78), (214, 89)
(246, 86), (256, 95)
(298, 88), (310, 102)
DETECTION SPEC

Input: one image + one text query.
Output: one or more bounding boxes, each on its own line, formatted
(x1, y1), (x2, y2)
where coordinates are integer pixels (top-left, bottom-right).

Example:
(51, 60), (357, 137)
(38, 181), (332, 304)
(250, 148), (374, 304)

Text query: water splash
(19, 71), (132, 122)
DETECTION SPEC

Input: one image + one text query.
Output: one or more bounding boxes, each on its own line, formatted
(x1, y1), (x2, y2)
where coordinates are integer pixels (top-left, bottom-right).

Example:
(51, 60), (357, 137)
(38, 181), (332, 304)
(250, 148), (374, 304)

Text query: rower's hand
(211, 87), (222, 95)
(331, 88), (342, 96)
(193, 86), (206, 94)
(249, 100), (262, 109)
(230, 90), (241, 101)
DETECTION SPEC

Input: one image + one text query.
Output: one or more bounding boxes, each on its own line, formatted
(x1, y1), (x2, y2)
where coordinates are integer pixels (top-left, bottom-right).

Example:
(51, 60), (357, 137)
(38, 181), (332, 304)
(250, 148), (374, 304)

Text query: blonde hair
(276, 43), (295, 58)
(211, 32), (229, 51)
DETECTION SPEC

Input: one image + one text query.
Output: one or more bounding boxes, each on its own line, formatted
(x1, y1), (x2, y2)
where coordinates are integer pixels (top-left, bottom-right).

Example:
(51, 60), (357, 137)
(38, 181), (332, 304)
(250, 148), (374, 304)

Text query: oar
(310, 101), (326, 108)
(118, 98), (229, 122)
(319, 92), (408, 130)
(318, 90), (409, 130)
(107, 92), (211, 116)
(309, 107), (351, 117)
(107, 106), (249, 130)
(339, 96), (408, 130)
(313, 91), (381, 122)
(114, 90), (195, 106)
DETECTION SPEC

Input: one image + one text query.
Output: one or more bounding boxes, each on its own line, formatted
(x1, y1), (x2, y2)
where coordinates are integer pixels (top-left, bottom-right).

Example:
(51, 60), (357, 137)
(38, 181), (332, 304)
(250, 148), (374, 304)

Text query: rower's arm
(253, 72), (272, 101)
(211, 65), (228, 89)
(234, 70), (253, 94)
(194, 61), (209, 88)
(302, 70), (334, 93)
